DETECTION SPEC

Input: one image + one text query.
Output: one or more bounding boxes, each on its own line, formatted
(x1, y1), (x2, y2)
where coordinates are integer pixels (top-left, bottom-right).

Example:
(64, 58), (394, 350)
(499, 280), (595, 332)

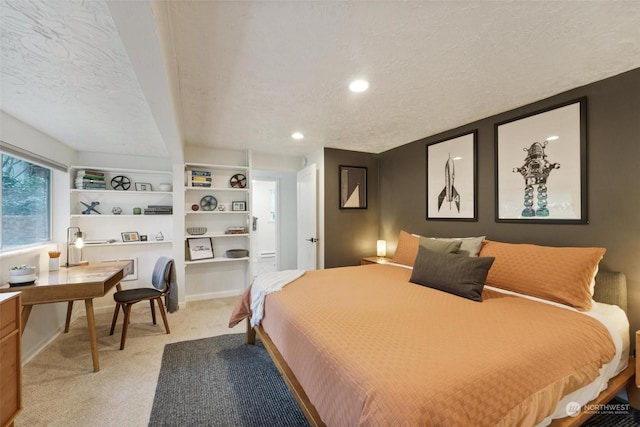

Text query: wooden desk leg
(84, 299), (100, 372)
(21, 305), (33, 335)
(64, 301), (74, 333)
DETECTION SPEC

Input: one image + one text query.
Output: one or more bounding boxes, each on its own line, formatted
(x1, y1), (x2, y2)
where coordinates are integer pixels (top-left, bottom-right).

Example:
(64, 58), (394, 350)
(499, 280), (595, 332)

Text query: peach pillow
(392, 230), (420, 266)
(479, 240), (605, 311)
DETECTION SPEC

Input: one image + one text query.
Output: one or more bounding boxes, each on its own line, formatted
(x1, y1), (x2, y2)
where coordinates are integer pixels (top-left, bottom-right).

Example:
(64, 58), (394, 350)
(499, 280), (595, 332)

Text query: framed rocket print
(426, 131), (478, 221)
(495, 98), (587, 224)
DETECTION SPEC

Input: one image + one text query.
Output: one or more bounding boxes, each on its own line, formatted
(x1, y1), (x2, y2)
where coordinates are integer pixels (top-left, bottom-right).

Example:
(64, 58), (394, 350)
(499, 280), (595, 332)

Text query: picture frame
(495, 98), (587, 224)
(231, 201), (247, 211)
(140, 235), (148, 241)
(121, 231), (140, 242)
(339, 165), (367, 209)
(135, 182), (152, 191)
(187, 237), (214, 261)
(426, 131), (478, 221)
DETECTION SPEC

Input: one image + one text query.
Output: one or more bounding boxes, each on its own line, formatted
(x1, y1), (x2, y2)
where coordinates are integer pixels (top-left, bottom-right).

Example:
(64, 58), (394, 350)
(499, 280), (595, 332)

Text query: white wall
(0, 111), (77, 362)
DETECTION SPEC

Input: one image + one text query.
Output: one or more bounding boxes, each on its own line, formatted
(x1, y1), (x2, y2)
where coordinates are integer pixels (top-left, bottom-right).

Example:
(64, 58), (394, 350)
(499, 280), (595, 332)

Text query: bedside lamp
(66, 226), (85, 267)
(377, 240), (387, 258)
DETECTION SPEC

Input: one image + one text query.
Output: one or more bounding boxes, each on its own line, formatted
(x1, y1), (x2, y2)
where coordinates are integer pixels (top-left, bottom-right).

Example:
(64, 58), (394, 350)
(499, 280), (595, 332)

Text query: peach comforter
(230, 264), (616, 426)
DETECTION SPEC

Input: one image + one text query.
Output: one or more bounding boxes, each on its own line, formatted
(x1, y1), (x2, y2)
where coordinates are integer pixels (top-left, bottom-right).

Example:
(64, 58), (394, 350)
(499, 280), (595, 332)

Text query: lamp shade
(377, 240), (387, 257)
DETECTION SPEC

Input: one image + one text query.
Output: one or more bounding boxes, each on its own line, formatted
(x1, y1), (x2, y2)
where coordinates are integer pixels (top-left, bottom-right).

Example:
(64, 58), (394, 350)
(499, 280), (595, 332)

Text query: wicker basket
(186, 227), (207, 235)
(226, 249), (249, 258)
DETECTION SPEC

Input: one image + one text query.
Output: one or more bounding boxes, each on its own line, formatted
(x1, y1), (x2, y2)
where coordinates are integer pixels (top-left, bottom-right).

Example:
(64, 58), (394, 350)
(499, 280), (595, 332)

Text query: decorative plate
(200, 195), (218, 211)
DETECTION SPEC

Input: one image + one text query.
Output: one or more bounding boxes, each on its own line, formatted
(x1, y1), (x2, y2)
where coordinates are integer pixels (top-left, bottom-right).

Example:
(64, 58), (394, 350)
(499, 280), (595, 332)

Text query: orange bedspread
(232, 264), (616, 426)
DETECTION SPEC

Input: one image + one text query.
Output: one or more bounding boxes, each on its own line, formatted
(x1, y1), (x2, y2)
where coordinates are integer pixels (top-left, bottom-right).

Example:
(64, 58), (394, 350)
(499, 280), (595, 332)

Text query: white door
(297, 164), (317, 270)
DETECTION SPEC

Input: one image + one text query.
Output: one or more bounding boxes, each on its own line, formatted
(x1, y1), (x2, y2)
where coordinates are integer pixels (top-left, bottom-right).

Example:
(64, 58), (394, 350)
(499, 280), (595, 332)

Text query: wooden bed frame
(246, 269), (636, 426)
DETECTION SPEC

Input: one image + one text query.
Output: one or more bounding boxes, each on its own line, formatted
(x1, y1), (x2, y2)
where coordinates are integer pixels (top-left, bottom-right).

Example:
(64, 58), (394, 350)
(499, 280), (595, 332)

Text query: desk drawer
(0, 294), (19, 339)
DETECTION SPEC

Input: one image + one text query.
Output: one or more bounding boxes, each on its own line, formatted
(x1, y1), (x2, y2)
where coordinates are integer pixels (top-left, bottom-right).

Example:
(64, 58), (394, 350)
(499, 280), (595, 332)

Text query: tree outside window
(1, 153), (51, 249)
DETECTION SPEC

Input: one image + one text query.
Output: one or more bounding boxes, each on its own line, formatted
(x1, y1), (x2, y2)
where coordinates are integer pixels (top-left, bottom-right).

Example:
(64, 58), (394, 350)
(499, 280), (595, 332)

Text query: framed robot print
(495, 98), (587, 224)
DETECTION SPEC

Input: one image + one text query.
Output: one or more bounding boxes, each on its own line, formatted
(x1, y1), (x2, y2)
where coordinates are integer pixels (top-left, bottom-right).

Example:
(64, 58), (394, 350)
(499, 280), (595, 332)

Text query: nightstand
(361, 257), (393, 265)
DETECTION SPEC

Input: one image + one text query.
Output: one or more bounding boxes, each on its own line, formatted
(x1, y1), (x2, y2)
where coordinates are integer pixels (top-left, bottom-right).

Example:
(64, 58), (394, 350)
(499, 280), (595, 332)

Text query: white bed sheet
(484, 285), (629, 425)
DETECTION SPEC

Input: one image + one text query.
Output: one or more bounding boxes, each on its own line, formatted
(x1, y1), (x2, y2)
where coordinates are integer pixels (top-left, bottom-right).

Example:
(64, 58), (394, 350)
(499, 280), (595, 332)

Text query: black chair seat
(114, 287), (162, 303)
(109, 257), (174, 350)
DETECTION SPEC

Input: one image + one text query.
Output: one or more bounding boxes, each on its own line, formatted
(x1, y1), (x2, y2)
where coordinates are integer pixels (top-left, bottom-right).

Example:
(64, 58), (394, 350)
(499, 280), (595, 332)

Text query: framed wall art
(187, 237), (214, 261)
(495, 97), (587, 224)
(426, 131), (477, 221)
(135, 182), (152, 191)
(339, 165), (367, 209)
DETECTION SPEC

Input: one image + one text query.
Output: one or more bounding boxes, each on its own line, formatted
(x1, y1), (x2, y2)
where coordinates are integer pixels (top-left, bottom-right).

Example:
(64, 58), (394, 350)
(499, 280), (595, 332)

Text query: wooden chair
(109, 257), (174, 350)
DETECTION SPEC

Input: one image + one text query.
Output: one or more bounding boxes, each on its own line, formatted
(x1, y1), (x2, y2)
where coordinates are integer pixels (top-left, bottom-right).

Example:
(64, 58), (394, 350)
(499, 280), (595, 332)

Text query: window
(1, 153), (51, 250)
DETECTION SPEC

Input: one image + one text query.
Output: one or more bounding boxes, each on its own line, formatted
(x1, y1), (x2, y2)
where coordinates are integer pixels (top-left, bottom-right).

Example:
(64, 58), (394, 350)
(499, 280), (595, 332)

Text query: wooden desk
(0, 261), (132, 372)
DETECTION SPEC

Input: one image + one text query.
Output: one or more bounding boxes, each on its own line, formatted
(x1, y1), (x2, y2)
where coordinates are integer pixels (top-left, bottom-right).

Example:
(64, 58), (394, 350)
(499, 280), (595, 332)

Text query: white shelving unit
(68, 166), (174, 280)
(183, 153), (252, 300)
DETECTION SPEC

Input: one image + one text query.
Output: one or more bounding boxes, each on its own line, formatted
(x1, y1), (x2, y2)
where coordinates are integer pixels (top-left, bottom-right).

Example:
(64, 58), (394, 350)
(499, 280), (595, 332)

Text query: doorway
(251, 178), (278, 277)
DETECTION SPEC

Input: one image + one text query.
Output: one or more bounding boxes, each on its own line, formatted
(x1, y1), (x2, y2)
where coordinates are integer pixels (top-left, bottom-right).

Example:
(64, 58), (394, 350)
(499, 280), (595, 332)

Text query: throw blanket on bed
(248, 270), (305, 327)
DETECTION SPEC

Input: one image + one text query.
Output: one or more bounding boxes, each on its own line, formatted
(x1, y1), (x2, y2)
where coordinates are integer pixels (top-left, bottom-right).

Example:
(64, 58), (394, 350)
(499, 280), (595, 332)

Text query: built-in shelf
(185, 211), (248, 215)
(183, 187), (248, 192)
(185, 163), (249, 171)
(184, 233), (249, 239)
(71, 214), (173, 218)
(82, 240), (172, 247)
(71, 189), (173, 195)
(185, 257), (250, 265)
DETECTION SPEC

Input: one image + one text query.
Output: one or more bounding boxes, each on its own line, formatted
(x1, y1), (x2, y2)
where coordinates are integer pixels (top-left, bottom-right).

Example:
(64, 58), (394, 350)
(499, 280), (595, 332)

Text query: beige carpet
(15, 297), (244, 427)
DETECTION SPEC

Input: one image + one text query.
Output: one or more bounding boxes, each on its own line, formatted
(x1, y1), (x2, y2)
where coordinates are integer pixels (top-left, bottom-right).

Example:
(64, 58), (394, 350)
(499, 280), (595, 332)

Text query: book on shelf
(191, 176), (212, 182)
(75, 169), (105, 177)
(191, 182), (212, 188)
(144, 205), (173, 215)
(188, 170), (211, 176)
(75, 183), (107, 189)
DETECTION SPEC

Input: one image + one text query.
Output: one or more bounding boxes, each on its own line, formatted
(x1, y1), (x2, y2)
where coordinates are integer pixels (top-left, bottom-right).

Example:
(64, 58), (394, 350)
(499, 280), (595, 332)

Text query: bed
(229, 235), (634, 426)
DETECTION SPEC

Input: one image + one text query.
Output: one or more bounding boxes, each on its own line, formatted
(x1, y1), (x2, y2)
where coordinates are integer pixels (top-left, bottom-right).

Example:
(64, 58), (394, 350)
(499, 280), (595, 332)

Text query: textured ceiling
(1, 1), (639, 159)
(0, 0), (167, 157)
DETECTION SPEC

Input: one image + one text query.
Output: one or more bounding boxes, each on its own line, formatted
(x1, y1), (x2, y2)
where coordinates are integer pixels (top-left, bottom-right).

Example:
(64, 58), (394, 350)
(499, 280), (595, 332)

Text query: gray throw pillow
(418, 236), (462, 254)
(409, 246), (495, 302)
(429, 236), (486, 257)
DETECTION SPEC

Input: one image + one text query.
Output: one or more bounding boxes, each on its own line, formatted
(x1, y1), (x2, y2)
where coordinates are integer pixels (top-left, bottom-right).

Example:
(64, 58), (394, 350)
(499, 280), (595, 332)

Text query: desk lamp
(66, 226), (85, 267)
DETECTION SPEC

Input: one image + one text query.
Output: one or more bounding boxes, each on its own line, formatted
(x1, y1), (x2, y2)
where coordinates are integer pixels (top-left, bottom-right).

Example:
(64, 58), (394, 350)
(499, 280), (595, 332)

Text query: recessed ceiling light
(349, 79), (369, 93)
(547, 135), (559, 141)
(291, 132), (304, 140)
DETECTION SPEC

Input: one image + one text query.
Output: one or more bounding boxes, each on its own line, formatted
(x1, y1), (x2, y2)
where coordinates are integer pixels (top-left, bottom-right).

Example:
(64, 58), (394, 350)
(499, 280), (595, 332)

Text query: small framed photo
(187, 237), (214, 261)
(121, 231), (140, 242)
(339, 165), (367, 209)
(135, 182), (152, 191)
(140, 235), (148, 241)
(232, 201), (247, 211)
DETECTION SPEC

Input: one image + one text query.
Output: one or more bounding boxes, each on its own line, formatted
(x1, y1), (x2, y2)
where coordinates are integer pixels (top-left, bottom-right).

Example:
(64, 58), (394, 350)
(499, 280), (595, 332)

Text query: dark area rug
(149, 333), (309, 426)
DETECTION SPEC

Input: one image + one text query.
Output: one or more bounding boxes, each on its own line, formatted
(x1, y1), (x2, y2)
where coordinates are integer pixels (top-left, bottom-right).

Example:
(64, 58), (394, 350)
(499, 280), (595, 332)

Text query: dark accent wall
(379, 68), (640, 337)
(324, 148), (379, 268)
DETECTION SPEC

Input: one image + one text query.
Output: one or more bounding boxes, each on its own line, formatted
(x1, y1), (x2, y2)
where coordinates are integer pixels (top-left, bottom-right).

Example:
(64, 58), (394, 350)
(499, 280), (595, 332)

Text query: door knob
(306, 237), (318, 243)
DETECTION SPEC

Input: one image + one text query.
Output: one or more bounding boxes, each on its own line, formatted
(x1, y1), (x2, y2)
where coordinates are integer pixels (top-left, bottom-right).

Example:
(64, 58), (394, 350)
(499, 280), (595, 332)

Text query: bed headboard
(593, 270), (627, 314)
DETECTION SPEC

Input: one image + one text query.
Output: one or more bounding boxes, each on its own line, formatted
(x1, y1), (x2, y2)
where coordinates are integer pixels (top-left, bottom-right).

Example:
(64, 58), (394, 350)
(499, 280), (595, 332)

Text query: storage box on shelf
(69, 166), (173, 247)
